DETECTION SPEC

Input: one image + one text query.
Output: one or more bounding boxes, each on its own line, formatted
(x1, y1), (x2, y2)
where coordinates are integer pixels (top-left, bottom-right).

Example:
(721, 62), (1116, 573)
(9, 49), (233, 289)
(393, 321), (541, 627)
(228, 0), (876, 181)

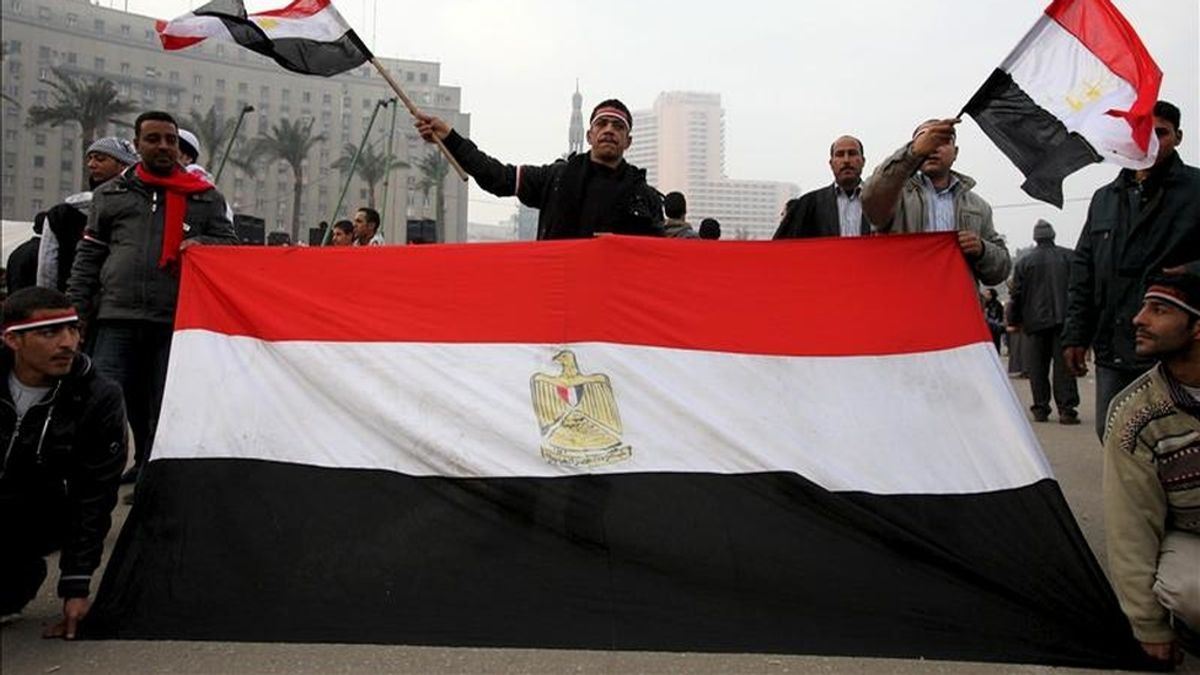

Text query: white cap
(177, 129), (201, 161)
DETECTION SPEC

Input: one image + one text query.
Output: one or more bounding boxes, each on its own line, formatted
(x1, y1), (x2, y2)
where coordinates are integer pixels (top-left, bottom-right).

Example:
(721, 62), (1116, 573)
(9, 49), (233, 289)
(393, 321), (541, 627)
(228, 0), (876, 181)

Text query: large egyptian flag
(156, 0), (370, 77)
(964, 0), (1161, 207)
(85, 235), (1147, 668)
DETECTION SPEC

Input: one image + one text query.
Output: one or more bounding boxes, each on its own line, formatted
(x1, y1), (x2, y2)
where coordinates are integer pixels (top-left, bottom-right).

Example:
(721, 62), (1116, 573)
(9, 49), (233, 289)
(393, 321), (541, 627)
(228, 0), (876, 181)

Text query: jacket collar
(0, 349), (93, 404)
(1159, 362), (1200, 420)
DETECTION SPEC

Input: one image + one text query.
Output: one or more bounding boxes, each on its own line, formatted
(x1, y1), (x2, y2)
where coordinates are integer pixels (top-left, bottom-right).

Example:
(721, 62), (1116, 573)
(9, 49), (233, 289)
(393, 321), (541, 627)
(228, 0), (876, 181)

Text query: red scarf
(135, 164), (214, 269)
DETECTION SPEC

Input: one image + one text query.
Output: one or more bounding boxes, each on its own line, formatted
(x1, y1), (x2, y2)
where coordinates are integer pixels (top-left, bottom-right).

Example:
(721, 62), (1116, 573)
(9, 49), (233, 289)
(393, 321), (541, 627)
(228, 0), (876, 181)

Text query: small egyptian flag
(964, 0), (1161, 207)
(156, 0), (371, 77)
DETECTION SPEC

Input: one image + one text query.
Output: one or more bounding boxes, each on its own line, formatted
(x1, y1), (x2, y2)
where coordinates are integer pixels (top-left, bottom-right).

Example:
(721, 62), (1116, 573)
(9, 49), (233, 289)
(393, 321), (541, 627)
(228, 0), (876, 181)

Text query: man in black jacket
(415, 99), (663, 240)
(67, 111), (238, 482)
(775, 135), (871, 239)
(1062, 100), (1200, 440)
(1010, 220), (1079, 425)
(1, 287), (126, 637)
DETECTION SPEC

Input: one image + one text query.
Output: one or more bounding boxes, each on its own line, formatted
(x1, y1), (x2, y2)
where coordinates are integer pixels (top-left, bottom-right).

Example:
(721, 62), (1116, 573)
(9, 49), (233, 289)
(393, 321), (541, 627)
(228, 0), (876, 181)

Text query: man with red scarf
(67, 111), (238, 486)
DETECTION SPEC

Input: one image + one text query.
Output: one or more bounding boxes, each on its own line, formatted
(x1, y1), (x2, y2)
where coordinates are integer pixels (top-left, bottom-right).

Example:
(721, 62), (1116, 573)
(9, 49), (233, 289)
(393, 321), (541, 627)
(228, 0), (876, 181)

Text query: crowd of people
(1, 97), (1197, 666)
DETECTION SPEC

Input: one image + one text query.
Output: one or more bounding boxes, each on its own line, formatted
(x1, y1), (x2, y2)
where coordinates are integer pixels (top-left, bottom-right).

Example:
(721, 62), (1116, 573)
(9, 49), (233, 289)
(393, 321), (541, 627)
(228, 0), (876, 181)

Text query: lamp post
(214, 104), (255, 184)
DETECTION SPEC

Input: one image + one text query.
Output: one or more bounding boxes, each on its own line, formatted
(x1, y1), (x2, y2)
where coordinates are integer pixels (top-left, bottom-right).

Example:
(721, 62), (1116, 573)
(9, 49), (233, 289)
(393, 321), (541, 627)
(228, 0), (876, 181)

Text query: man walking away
(1010, 220), (1079, 424)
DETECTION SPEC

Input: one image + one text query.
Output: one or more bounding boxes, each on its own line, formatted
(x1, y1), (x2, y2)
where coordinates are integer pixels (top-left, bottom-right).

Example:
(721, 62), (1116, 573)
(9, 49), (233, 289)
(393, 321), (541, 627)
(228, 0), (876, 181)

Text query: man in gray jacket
(67, 111), (238, 483)
(862, 119), (1011, 286)
(1010, 220), (1079, 424)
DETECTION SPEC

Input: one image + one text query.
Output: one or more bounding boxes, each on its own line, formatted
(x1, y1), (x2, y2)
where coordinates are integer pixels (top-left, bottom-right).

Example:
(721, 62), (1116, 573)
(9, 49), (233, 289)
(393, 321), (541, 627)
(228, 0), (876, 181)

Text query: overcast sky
(125, 0), (1197, 248)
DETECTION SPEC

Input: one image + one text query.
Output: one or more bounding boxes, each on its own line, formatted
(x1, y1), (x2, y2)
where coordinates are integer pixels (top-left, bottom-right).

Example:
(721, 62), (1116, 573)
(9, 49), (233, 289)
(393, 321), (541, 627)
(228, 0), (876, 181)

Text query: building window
(260, 85), (269, 98)
(94, 57), (105, 71)
(322, 93), (332, 105)
(31, 199), (44, 212)
(37, 6), (49, 19)
(60, 159), (72, 172)
(302, 91), (311, 104)
(406, 72), (414, 83)
(38, 45), (50, 59)
(34, 132), (45, 146)
(33, 155), (45, 168)
(169, 71), (179, 82)
(216, 45), (225, 57)
(94, 18), (104, 32)
(2, 40), (21, 55)
(66, 12), (77, 26)
(65, 52), (76, 64)
(193, 94), (204, 106)
(238, 82), (248, 94)
(194, 74), (203, 86)
(120, 62), (130, 74)
(33, 177), (45, 190)
(216, 78), (226, 91)
(120, 24), (130, 36)
(281, 89), (290, 101)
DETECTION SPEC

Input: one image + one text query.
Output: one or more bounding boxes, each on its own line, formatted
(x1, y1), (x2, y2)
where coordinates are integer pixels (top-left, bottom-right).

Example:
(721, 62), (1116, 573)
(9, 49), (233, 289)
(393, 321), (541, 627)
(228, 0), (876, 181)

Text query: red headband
(1145, 285), (1200, 318)
(3, 309), (80, 334)
(591, 107), (631, 128)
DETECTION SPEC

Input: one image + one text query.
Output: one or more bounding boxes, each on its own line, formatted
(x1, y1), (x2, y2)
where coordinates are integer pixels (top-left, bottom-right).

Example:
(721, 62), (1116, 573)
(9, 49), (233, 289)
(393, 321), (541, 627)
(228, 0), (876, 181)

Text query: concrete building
(0, 0), (470, 243)
(628, 91), (798, 239)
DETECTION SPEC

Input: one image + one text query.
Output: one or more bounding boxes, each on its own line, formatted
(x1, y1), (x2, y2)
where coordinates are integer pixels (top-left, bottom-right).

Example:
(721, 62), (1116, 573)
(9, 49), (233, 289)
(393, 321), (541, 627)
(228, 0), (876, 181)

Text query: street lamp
(214, 104), (255, 184)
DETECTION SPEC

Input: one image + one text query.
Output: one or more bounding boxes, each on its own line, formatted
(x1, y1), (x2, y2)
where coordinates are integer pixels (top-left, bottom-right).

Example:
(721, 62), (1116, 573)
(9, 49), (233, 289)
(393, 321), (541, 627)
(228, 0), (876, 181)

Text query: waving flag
(156, 0), (370, 77)
(964, 0), (1161, 207)
(84, 236), (1148, 669)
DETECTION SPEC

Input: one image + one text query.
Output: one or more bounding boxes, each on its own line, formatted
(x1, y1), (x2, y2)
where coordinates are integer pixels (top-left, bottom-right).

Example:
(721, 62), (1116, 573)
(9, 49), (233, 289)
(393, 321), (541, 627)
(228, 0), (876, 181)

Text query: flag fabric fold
(84, 236), (1147, 669)
(156, 0), (371, 77)
(965, 0), (1161, 207)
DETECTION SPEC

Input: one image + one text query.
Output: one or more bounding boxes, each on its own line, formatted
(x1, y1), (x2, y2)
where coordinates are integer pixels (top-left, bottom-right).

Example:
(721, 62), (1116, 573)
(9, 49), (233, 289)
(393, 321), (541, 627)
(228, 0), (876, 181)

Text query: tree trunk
(435, 182), (445, 243)
(290, 166), (304, 243)
(367, 181), (376, 209)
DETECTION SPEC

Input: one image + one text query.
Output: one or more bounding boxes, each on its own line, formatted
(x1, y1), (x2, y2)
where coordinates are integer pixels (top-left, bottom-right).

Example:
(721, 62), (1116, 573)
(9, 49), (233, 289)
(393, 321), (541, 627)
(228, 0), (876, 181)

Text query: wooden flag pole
(369, 57), (468, 182)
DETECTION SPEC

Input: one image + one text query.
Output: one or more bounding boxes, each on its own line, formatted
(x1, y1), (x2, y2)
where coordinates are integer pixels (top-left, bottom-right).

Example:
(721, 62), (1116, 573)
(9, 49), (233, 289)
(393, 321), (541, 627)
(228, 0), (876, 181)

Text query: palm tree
(249, 118), (325, 242)
(417, 151), (450, 243)
(25, 66), (136, 187)
(331, 142), (408, 208)
(184, 106), (255, 179)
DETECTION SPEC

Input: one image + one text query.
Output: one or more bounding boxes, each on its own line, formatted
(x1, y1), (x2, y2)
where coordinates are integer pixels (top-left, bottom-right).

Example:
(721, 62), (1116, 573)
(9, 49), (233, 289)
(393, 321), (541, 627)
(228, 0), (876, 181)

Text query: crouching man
(0, 287), (127, 638)
(1104, 269), (1200, 667)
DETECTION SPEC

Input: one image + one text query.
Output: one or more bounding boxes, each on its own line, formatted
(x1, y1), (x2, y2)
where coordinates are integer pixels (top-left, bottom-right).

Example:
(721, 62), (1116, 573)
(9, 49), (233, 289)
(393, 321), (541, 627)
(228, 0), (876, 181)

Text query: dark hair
(985, 288), (999, 301)
(663, 192), (687, 219)
(357, 207), (381, 229)
(590, 99), (632, 128)
(829, 135), (864, 157)
(698, 218), (721, 240)
(134, 111), (178, 140)
(1154, 101), (1181, 130)
(2, 286), (74, 326)
(333, 220), (353, 235)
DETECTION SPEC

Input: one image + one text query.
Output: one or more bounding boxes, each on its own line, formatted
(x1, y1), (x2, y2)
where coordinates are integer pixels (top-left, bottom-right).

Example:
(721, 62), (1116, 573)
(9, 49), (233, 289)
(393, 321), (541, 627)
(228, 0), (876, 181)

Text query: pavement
(3, 360), (1198, 674)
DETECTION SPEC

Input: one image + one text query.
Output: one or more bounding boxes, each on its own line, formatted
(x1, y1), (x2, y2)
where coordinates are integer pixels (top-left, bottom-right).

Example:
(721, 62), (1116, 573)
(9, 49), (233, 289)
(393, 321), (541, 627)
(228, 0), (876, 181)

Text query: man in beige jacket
(862, 119), (1011, 286)
(1103, 268), (1200, 667)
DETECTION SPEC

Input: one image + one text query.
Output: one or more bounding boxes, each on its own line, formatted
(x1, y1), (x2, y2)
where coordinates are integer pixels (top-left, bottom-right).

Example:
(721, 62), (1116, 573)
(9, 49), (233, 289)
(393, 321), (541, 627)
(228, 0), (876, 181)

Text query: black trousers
(1023, 326), (1079, 417)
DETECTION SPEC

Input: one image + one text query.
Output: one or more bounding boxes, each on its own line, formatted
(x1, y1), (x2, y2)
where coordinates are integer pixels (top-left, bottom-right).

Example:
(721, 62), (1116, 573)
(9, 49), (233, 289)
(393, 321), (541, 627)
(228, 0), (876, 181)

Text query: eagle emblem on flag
(530, 350), (631, 468)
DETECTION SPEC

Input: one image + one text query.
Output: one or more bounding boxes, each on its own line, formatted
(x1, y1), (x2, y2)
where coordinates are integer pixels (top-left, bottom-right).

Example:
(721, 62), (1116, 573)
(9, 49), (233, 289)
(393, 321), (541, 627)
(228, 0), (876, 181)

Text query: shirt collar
(919, 172), (960, 195)
(832, 181), (863, 198)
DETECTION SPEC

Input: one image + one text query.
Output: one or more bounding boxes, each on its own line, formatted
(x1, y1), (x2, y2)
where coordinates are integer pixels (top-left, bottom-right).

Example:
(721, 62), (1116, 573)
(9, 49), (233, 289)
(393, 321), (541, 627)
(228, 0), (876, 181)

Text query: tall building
(0, 0), (471, 243)
(568, 80), (584, 156)
(628, 92), (798, 239)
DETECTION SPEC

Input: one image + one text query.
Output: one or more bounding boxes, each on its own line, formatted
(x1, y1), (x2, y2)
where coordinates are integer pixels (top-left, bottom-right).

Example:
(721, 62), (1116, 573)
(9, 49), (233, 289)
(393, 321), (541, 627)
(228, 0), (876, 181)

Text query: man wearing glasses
(415, 99), (664, 240)
(1062, 100), (1200, 440)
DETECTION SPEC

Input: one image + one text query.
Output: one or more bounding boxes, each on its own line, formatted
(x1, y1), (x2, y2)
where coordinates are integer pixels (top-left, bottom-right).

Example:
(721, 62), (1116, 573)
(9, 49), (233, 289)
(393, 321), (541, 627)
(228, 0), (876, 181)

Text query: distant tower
(568, 80), (584, 156)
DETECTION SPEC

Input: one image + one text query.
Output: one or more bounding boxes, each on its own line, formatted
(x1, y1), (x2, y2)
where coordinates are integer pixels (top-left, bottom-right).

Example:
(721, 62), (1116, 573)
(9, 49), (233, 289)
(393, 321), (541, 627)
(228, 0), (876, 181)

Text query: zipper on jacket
(0, 382), (62, 479)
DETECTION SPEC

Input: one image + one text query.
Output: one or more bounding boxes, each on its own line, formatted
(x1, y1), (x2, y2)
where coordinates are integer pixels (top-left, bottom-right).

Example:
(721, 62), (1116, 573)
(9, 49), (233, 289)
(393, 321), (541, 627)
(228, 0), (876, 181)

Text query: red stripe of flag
(251, 0), (332, 19)
(1044, 0), (1162, 153)
(175, 234), (989, 357)
(155, 19), (206, 50)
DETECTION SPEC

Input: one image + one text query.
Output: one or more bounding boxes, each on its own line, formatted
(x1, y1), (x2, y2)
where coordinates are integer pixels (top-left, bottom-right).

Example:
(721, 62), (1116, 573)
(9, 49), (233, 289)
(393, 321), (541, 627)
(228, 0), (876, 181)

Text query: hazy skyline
(118, 0), (1198, 248)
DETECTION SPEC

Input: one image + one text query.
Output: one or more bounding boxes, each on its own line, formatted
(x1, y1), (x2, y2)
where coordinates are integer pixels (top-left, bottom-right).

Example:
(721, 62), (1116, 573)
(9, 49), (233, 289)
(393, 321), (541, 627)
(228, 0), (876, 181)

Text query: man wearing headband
(67, 111), (238, 486)
(862, 118), (1011, 286)
(414, 99), (664, 240)
(1103, 268), (1200, 666)
(1, 287), (127, 637)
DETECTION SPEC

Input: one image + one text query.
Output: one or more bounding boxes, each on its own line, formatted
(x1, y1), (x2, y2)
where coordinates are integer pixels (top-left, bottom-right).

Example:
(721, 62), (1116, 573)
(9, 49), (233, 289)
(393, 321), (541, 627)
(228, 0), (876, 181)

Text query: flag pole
(368, 57), (468, 182)
(322, 99), (389, 245)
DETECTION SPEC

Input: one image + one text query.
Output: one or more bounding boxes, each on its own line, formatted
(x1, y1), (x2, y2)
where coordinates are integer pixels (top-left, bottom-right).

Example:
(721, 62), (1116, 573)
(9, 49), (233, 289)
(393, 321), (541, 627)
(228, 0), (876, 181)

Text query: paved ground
(3, 363), (1197, 674)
